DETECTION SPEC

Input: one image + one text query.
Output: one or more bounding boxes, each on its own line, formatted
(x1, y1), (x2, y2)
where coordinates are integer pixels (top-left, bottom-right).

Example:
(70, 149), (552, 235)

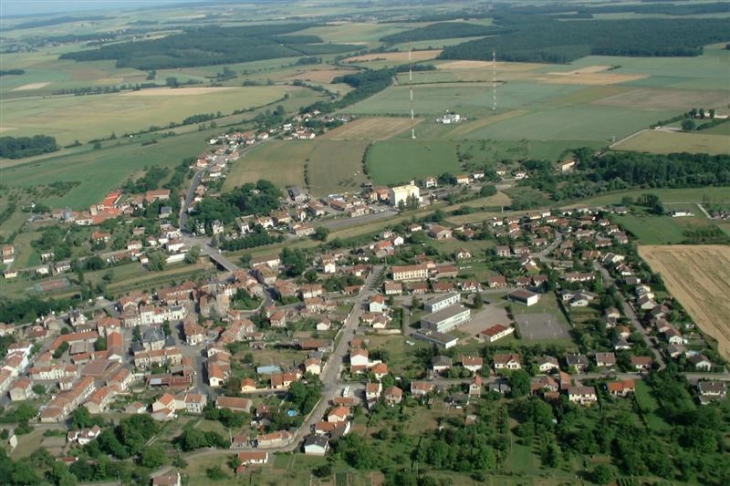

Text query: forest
(380, 22), (509, 44)
(59, 24), (359, 70)
(0, 135), (59, 159)
(438, 18), (729, 63)
(520, 150), (730, 202)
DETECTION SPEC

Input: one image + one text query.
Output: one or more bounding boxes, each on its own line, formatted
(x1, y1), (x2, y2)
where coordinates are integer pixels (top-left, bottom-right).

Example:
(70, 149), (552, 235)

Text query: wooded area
(0, 135), (58, 159)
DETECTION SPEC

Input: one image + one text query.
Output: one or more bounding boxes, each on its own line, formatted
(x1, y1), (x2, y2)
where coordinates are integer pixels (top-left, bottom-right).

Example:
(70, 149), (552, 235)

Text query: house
(238, 451), (269, 465)
(151, 472), (181, 486)
(368, 295), (386, 313)
(384, 386), (403, 406)
(458, 355), (482, 373)
(431, 355), (452, 374)
(507, 289), (539, 306)
(391, 264), (428, 282)
(428, 225), (452, 240)
(606, 380), (635, 397)
(303, 435), (330, 456)
(493, 353), (521, 371)
(495, 246), (511, 257)
(630, 356), (653, 371)
(327, 406), (350, 423)
(697, 381), (726, 403)
(479, 324), (514, 343)
(350, 348), (369, 373)
(595, 352), (616, 369)
(487, 275), (508, 289)
(424, 293), (460, 313)
(568, 386), (598, 405)
(536, 356), (560, 374)
(422, 176), (437, 188)
(469, 375), (482, 397)
(455, 174), (470, 185)
(216, 396), (253, 414)
(410, 381), (437, 397)
(366, 382), (382, 402)
(688, 354), (712, 371)
(565, 354), (589, 373)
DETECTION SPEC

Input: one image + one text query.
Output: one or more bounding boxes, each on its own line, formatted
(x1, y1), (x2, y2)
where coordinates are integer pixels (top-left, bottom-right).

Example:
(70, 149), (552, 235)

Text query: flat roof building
(421, 305), (471, 333)
(424, 293), (460, 313)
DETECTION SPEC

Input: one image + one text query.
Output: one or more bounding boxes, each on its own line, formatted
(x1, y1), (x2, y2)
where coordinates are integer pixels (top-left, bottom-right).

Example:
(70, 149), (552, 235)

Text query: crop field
(365, 140), (460, 185)
(223, 141), (310, 191)
(639, 245), (730, 359)
(593, 87), (728, 111)
(322, 117), (418, 141)
(1, 86), (286, 145)
(613, 130), (730, 155)
(306, 140), (370, 196)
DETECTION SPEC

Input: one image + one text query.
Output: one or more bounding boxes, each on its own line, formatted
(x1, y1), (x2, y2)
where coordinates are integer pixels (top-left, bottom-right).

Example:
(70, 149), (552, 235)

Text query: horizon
(0, 0), (199, 17)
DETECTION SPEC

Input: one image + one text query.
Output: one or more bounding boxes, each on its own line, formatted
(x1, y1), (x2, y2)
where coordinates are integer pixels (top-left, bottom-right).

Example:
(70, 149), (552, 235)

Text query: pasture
(639, 245), (730, 359)
(1, 86), (286, 145)
(223, 141), (310, 191)
(613, 130), (730, 155)
(572, 187), (730, 207)
(306, 140), (370, 196)
(612, 214), (693, 245)
(365, 140), (460, 185)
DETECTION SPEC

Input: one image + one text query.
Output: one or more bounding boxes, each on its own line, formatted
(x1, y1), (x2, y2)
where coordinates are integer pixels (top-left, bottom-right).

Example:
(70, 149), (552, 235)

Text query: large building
(391, 264), (428, 282)
(388, 185), (420, 207)
(421, 305), (471, 333)
(424, 293), (461, 313)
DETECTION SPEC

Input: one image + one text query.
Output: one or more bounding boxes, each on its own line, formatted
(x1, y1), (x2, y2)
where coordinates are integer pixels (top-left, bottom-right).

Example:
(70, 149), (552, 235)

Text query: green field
(573, 187), (730, 207)
(614, 130), (730, 155)
(612, 213), (714, 245)
(223, 141), (310, 191)
(365, 140), (460, 185)
(1, 86), (286, 145)
(306, 140), (370, 196)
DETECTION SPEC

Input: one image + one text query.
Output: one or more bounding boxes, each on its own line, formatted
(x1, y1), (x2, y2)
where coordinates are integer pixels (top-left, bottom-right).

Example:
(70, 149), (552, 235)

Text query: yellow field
(614, 130), (730, 155)
(321, 117), (419, 140)
(639, 245), (730, 359)
(537, 73), (647, 85)
(223, 141), (310, 191)
(0, 86), (286, 145)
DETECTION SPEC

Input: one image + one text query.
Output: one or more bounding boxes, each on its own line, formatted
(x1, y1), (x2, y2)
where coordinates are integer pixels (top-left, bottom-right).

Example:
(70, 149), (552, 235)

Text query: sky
(0, 0), (198, 17)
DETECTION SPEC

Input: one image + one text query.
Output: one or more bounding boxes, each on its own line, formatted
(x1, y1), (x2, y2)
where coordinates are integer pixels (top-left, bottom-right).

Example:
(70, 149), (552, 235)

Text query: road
(593, 261), (666, 370)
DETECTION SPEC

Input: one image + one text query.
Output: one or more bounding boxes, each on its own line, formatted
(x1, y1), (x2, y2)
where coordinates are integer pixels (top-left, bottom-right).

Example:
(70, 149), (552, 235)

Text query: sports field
(613, 130), (730, 155)
(639, 245), (730, 359)
(306, 140), (370, 196)
(1, 86), (286, 145)
(365, 140), (460, 185)
(223, 141), (310, 191)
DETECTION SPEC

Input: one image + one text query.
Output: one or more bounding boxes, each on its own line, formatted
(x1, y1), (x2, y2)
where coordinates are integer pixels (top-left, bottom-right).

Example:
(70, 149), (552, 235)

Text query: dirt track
(639, 245), (730, 359)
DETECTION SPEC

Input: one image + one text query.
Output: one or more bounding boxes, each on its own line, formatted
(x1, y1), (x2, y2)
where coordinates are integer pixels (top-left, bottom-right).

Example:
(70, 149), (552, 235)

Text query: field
(572, 187), (730, 207)
(0, 86), (286, 145)
(612, 214), (696, 245)
(638, 245), (730, 359)
(322, 117), (419, 141)
(365, 140), (460, 185)
(342, 49), (442, 64)
(306, 140), (370, 196)
(613, 130), (730, 155)
(224, 141), (310, 191)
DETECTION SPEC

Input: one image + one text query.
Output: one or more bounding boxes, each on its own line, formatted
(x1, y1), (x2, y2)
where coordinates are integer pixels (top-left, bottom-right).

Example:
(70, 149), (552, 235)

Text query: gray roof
(565, 354), (589, 366)
(304, 435), (329, 448)
(142, 327), (165, 343)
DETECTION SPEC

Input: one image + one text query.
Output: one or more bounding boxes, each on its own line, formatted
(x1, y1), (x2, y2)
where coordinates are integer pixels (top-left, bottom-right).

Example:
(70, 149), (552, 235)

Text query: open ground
(306, 140), (370, 196)
(613, 130), (730, 155)
(321, 117), (419, 141)
(343, 49), (441, 63)
(223, 141), (310, 191)
(515, 313), (571, 342)
(639, 245), (730, 359)
(365, 139), (460, 185)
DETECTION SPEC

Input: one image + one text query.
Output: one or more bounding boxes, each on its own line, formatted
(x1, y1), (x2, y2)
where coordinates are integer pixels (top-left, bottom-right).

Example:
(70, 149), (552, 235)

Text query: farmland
(612, 214), (698, 245)
(639, 245), (730, 359)
(321, 117), (418, 141)
(365, 140), (460, 185)
(1, 86), (287, 145)
(223, 141), (310, 191)
(613, 130), (730, 155)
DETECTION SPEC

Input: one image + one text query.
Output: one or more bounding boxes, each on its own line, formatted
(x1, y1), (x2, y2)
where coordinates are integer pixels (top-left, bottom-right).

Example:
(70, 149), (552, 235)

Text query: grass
(572, 187), (730, 207)
(1, 86), (287, 145)
(613, 130), (730, 155)
(306, 140), (370, 196)
(612, 214), (689, 245)
(365, 139), (460, 185)
(634, 380), (671, 432)
(223, 141), (310, 191)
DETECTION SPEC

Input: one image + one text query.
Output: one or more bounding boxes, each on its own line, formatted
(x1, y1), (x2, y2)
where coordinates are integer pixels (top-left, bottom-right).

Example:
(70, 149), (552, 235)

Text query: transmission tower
(409, 45), (416, 139)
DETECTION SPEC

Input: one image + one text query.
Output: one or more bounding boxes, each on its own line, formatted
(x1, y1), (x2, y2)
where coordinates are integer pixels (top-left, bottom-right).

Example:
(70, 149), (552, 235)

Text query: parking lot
(515, 313), (571, 341)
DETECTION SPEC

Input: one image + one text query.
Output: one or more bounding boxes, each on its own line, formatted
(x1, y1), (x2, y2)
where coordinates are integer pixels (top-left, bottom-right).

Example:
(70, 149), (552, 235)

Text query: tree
(508, 370), (531, 398)
(681, 119), (696, 131)
(132, 325), (142, 343)
(147, 252), (167, 271)
(94, 337), (107, 351)
(313, 226), (330, 241)
(473, 292), (483, 309)
(591, 465), (615, 485)
(140, 444), (167, 468)
(185, 245), (201, 264)
(32, 384), (45, 395)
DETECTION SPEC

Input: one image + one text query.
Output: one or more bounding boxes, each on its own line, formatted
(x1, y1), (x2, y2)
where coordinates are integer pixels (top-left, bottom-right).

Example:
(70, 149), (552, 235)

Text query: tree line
(380, 22), (509, 44)
(0, 135), (58, 159)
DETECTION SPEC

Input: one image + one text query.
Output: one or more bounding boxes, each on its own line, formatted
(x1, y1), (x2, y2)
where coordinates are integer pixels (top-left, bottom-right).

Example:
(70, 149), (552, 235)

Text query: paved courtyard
(515, 313), (571, 341)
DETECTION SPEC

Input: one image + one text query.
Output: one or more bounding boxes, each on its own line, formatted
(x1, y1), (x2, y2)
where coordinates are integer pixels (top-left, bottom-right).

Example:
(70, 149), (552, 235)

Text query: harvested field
(614, 130), (730, 156)
(284, 69), (359, 84)
(223, 141), (310, 191)
(321, 117), (419, 140)
(307, 140), (370, 196)
(343, 50), (441, 63)
(121, 87), (236, 96)
(547, 65), (611, 75)
(593, 87), (729, 110)
(537, 73), (647, 85)
(639, 245), (730, 359)
(437, 60), (543, 71)
(11, 82), (51, 91)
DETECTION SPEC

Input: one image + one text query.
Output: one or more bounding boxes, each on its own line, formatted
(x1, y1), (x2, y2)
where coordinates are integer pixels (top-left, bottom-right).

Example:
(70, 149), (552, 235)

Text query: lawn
(0, 128), (221, 211)
(223, 141), (311, 191)
(612, 214), (689, 245)
(613, 130), (730, 156)
(634, 380), (671, 432)
(306, 140), (371, 196)
(1, 86), (287, 145)
(365, 139), (460, 185)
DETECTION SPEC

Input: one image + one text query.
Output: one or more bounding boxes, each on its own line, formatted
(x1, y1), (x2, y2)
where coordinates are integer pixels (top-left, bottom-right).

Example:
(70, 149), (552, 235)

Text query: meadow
(572, 187), (730, 207)
(1, 86), (287, 145)
(306, 140), (370, 196)
(612, 214), (696, 245)
(365, 140), (460, 185)
(223, 141), (310, 191)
